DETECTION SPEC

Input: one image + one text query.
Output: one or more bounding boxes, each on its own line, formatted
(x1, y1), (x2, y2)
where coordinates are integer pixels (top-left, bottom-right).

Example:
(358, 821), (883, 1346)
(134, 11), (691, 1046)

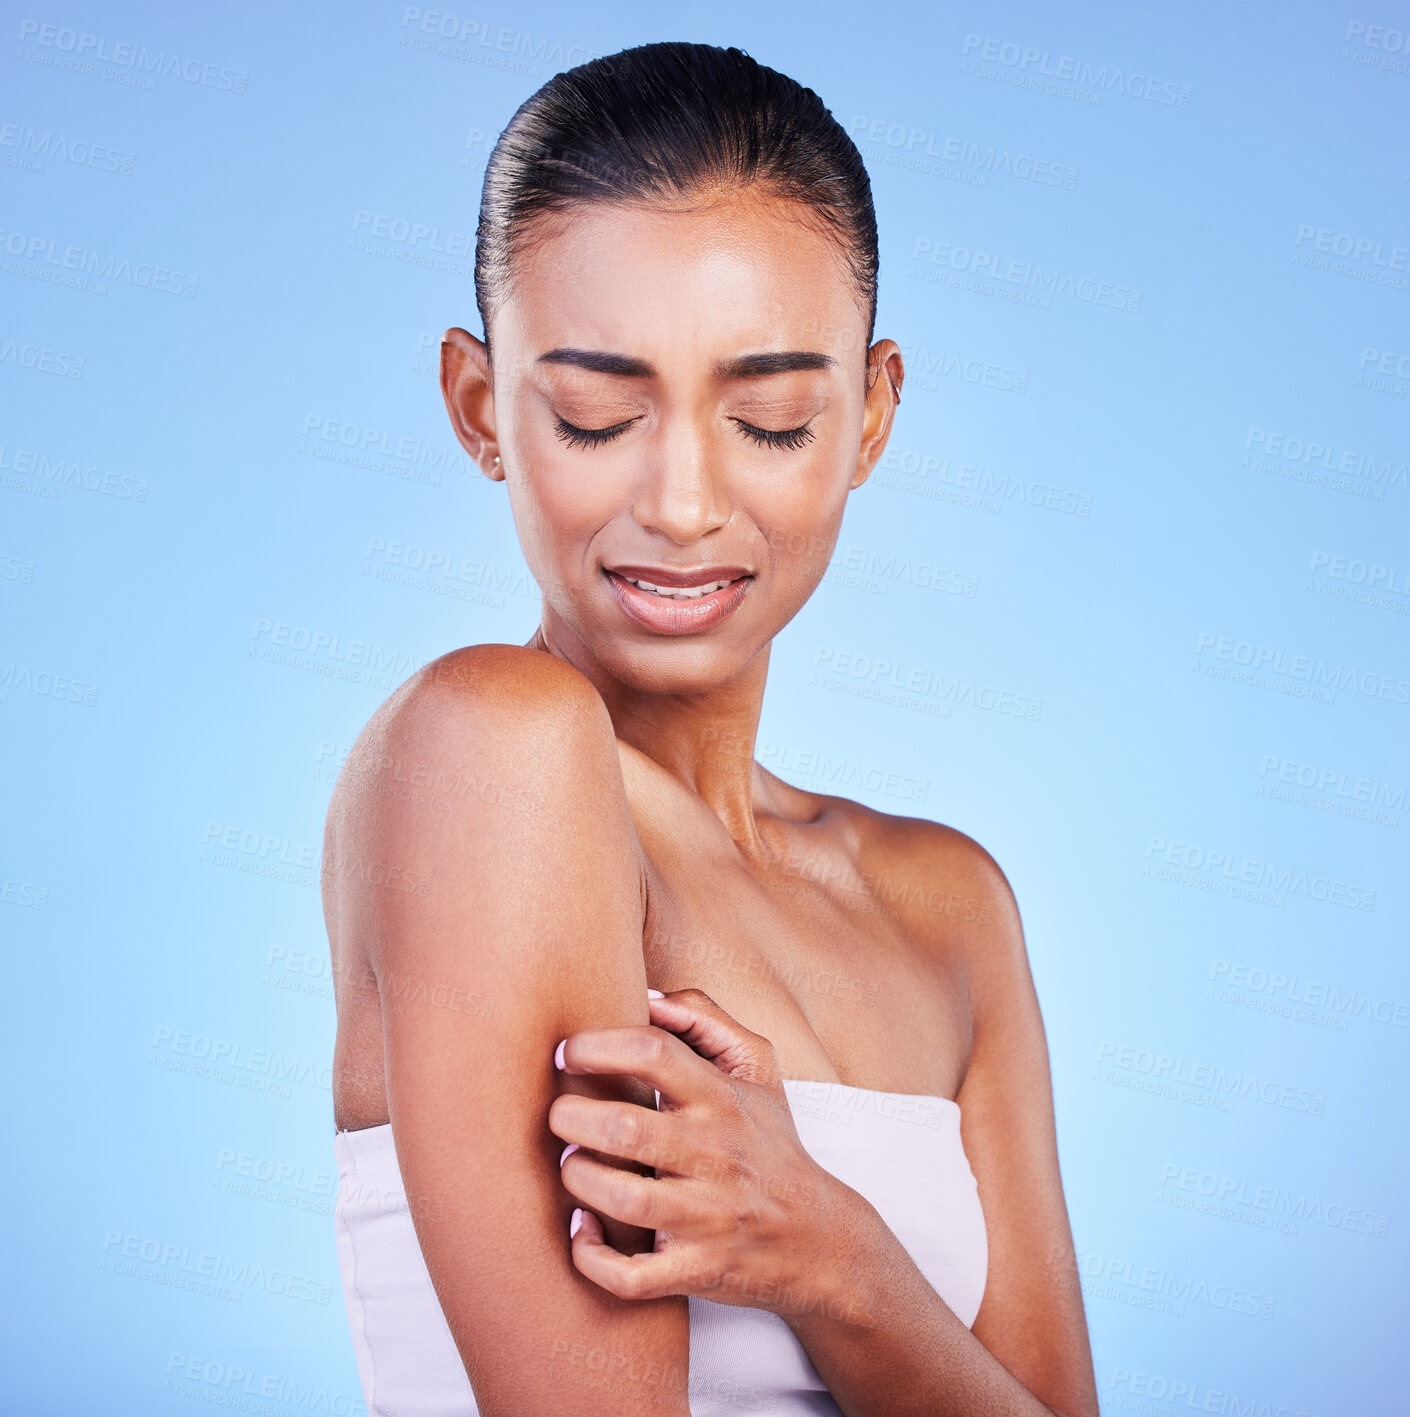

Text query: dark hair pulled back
(474, 41), (878, 353)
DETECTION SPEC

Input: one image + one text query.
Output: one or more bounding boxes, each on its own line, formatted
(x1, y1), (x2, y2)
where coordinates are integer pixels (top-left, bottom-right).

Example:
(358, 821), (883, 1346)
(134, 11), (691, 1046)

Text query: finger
(570, 1226), (686, 1303)
(548, 1093), (689, 1172)
(568, 1204), (605, 1249)
(557, 1024), (720, 1106)
(646, 988), (781, 1088)
(560, 1149), (708, 1231)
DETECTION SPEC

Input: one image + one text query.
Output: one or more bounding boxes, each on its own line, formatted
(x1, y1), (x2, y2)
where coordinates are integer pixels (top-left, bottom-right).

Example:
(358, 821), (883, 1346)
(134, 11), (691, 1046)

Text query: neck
(525, 616), (773, 856)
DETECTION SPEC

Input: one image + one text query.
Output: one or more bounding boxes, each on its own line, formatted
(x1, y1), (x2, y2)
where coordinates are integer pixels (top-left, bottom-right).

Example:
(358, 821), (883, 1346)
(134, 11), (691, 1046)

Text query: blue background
(2, 2), (1406, 1412)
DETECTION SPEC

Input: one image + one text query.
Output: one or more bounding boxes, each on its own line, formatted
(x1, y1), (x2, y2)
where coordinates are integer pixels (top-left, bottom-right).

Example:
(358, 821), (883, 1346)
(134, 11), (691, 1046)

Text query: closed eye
(732, 418), (815, 450)
(554, 414), (815, 451)
(553, 416), (640, 450)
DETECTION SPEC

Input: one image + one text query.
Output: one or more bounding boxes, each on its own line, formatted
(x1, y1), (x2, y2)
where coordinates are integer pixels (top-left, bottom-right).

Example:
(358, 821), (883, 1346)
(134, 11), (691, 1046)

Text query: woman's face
(443, 189), (902, 694)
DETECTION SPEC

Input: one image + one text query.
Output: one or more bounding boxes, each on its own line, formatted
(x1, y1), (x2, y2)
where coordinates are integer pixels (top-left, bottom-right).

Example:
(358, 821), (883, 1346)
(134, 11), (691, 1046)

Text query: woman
(323, 40), (1098, 1417)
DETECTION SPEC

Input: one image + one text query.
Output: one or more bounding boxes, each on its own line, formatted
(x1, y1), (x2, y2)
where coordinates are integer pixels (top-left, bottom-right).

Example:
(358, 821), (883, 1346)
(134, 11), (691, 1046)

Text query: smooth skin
(323, 187), (1098, 1417)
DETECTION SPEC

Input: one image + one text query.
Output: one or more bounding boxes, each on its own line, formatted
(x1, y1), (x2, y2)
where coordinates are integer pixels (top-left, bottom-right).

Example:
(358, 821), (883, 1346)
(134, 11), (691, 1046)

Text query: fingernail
(647, 988), (665, 999)
(553, 1038), (566, 1069)
(569, 1207), (584, 1239)
(559, 1143), (579, 1167)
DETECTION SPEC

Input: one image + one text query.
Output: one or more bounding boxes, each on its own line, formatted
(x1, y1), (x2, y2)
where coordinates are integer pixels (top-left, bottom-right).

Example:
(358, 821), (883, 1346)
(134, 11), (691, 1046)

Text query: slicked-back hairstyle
(474, 41), (878, 355)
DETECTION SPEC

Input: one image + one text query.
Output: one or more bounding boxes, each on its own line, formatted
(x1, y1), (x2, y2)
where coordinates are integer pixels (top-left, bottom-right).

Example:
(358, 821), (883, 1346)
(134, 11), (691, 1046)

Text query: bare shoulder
(321, 642), (642, 954)
(341, 641), (608, 770)
(823, 792), (1026, 964)
(327, 644), (615, 828)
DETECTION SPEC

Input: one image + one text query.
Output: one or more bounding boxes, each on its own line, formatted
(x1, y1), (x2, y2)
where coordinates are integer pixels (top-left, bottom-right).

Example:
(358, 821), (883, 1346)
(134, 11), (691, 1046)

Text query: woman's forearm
(783, 1191), (1061, 1417)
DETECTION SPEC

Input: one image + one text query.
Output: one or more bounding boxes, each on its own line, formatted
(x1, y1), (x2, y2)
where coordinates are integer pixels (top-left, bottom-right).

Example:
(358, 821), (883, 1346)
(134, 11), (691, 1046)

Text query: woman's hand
(548, 989), (877, 1321)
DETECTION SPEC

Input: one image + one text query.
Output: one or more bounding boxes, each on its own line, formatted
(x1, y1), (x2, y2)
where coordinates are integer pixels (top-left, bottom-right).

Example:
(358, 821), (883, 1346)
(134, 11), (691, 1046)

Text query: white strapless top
(333, 1079), (988, 1416)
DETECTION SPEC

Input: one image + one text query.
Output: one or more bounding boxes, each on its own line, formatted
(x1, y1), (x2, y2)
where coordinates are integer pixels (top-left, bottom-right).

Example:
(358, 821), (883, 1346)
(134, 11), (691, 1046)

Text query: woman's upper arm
(323, 645), (689, 1417)
(944, 835), (1099, 1417)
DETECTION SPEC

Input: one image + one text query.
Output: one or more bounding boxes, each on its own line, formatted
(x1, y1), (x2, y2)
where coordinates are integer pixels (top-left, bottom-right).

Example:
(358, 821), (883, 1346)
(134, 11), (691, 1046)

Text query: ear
(851, 339), (904, 490)
(440, 327), (503, 481)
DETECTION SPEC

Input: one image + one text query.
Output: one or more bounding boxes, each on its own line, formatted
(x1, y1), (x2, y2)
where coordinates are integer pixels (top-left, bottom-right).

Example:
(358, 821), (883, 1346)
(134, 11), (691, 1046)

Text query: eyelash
(732, 419), (815, 450)
(553, 417), (639, 450)
(552, 416), (815, 451)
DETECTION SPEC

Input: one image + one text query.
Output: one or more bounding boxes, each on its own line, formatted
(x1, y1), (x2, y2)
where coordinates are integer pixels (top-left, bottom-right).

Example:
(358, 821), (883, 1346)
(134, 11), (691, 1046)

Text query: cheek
(749, 450), (852, 585)
(506, 426), (624, 552)
(504, 472), (596, 589)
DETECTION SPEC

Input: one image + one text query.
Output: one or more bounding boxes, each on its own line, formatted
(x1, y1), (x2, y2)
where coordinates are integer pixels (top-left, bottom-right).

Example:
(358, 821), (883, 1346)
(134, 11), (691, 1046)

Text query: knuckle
(601, 1105), (644, 1152)
(725, 1186), (766, 1232)
(719, 1080), (752, 1120)
(625, 1026), (669, 1068)
(694, 1136), (745, 1187)
(603, 1171), (632, 1214)
(654, 1129), (689, 1172)
(675, 987), (718, 1011)
(642, 1028), (672, 1066)
(611, 1174), (654, 1226)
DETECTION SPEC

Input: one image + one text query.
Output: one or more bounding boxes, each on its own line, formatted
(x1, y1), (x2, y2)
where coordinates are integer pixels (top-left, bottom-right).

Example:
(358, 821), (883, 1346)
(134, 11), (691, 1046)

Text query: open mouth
(617, 574), (742, 600)
(602, 567), (754, 634)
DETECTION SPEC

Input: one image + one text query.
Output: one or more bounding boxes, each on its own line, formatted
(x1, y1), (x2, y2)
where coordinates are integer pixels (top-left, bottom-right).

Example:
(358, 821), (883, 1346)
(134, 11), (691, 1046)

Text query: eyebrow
(537, 348), (836, 379)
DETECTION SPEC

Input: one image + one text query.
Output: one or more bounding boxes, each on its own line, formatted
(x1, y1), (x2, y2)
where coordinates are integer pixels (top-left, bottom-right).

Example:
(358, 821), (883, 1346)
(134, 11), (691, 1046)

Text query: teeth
(624, 575), (734, 599)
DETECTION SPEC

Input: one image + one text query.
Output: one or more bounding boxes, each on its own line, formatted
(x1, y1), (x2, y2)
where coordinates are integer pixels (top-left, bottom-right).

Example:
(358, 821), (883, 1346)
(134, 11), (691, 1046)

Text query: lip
(606, 563), (753, 588)
(603, 566), (753, 635)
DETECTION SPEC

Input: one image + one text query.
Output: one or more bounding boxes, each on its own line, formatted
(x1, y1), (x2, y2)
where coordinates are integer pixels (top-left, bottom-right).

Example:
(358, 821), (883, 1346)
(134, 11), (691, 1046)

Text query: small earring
(492, 455), (501, 468)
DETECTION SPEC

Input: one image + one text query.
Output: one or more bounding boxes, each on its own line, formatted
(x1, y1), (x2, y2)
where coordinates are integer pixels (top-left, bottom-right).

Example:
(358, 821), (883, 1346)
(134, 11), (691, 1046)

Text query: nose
(630, 418), (733, 544)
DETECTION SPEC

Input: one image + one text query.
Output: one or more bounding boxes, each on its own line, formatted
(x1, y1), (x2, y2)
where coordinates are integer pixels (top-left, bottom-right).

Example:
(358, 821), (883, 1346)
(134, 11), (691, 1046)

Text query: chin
(595, 632), (767, 695)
